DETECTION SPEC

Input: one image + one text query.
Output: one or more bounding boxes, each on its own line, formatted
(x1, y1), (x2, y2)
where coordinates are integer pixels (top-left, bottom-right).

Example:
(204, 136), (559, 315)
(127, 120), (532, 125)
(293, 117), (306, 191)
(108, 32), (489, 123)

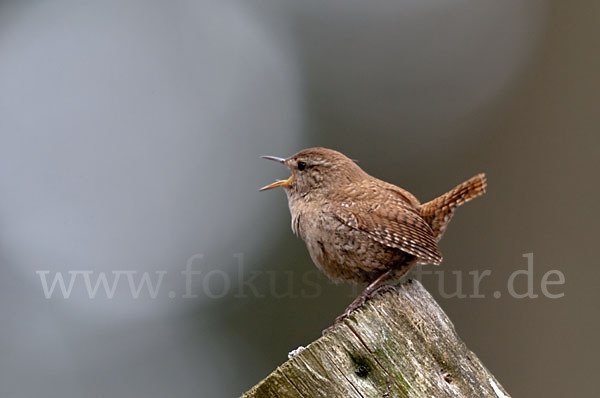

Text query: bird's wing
(332, 192), (442, 265)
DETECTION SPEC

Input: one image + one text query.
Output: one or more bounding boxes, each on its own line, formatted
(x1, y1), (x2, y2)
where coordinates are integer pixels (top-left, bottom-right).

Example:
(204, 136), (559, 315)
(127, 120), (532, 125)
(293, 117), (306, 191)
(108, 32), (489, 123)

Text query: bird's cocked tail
(419, 173), (487, 242)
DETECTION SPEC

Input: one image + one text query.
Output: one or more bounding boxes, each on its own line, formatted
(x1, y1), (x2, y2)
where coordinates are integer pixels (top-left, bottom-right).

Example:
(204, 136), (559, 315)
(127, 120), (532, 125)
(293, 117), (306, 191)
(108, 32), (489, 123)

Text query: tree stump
(242, 280), (510, 397)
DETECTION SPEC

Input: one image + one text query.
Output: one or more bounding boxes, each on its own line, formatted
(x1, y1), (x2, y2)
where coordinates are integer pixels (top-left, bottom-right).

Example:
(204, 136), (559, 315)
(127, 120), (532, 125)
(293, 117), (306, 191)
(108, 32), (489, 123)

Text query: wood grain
(242, 280), (509, 398)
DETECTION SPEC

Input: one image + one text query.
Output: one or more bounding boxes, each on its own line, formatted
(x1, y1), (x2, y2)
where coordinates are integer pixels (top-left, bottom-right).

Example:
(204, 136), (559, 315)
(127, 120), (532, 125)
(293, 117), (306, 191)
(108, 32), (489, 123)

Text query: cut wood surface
(242, 280), (509, 398)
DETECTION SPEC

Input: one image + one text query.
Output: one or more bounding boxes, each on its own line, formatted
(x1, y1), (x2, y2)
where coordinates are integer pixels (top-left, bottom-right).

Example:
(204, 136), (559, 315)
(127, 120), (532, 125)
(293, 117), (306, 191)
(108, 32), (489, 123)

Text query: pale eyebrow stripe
(310, 159), (327, 166)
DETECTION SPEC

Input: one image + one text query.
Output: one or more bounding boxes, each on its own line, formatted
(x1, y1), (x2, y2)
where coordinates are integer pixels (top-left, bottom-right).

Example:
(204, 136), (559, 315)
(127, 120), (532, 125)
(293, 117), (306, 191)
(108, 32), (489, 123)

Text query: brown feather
(419, 174), (487, 241)
(329, 181), (443, 265)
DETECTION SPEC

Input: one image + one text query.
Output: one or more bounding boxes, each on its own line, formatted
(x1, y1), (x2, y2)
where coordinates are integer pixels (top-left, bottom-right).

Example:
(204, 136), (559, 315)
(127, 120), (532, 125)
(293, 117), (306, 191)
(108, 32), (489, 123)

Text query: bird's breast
(289, 200), (319, 240)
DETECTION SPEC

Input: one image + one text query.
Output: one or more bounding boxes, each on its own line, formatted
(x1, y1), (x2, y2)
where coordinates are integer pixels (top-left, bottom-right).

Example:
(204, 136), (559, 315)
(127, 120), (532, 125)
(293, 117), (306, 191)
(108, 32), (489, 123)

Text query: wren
(260, 147), (486, 328)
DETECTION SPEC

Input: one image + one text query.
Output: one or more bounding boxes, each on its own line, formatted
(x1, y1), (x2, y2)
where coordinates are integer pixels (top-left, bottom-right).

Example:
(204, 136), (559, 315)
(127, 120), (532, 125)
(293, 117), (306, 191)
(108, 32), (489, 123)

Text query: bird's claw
(322, 284), (397, 335)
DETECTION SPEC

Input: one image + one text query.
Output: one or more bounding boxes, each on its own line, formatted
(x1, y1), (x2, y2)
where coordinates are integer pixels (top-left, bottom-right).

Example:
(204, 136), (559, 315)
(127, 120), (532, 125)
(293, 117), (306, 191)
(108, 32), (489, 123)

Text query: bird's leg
(341, 269), (394, 317)
(322, 270), (394, 334)
(323, 264), (415, 334)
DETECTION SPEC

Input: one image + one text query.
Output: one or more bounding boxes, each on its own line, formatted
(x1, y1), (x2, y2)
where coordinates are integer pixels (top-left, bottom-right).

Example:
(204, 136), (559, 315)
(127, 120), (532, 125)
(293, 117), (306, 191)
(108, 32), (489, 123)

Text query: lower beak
(259, 176), (293, 191)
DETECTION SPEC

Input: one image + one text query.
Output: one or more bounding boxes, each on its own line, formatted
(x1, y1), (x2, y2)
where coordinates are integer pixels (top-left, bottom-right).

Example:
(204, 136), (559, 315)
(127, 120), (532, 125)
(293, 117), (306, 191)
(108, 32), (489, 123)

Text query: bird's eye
(297, 161), (307, 171)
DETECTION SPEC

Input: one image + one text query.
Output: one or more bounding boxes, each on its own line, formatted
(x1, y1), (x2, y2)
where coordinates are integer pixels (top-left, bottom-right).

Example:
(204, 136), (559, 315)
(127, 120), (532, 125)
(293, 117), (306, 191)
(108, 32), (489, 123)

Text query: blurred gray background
(0, 1), (598, 397)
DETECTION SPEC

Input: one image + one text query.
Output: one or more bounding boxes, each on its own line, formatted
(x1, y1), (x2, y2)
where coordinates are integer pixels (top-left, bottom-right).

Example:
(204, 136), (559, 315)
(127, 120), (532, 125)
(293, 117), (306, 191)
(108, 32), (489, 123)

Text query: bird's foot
(368, 284), (397, 297)
(322, 284), (397, 335)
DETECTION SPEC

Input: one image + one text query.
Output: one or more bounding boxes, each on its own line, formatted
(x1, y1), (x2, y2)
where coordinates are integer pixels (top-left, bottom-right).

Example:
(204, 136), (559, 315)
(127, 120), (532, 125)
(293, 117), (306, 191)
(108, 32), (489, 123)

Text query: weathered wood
(242, 280), (510, 398)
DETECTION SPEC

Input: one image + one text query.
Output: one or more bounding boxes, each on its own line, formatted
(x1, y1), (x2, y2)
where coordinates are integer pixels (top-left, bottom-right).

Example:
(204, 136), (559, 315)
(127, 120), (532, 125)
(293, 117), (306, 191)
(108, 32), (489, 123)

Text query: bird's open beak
(259, 155), (292, 191)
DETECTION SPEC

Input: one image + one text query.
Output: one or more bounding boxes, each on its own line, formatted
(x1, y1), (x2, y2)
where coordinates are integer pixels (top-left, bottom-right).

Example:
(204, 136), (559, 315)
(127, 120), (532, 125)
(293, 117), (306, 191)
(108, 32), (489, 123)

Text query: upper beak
(261, 155), (286, 164)
(259, 155), (291, 191)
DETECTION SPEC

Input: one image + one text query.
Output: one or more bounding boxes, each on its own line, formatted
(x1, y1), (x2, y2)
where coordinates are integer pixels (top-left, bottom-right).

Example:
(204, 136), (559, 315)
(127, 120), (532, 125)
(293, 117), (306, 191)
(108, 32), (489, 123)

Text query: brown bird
(260, 147), (486, 328)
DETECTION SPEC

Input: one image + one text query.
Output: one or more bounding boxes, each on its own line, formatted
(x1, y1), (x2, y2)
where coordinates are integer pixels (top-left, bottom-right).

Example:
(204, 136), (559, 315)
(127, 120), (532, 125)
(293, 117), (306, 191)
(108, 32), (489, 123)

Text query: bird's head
(259, 147), (365, 200)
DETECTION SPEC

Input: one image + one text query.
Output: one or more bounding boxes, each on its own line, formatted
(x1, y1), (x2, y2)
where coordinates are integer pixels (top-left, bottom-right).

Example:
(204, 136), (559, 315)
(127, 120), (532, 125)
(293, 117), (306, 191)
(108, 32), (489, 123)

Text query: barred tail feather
(419, 173), (487, 241)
